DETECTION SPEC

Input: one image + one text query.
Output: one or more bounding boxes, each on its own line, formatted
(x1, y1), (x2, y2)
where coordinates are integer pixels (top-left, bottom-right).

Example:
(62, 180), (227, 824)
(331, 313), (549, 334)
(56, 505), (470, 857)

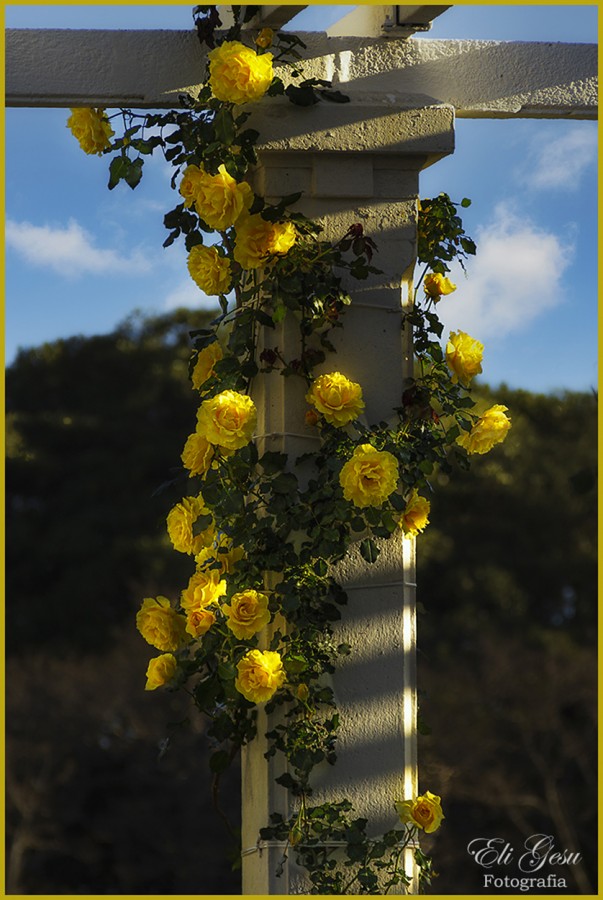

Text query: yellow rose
(423, 272), (456, 299)
(457, 404), (512, 455)
(233, 214), (297, 270)
(192, 342), (224, 391)
(145, 653), (177, 691)
(196, 536), (245, 574)
(187, 245), (232, 295)
(446, 330), (484, 385)
(223, 589), (271, 640)
(67, 107), (114, 155)
(255, 27), (274, 49)
(395, 791), (444, 834)
(196, 389), (257, 451)
(194, 164), (254, 231)
(185, 606), (216, 639)
(235, 649), (285, 703)
(181, 432), (214, 478)
(208, 40), (274, 105)
(398, 490), (431, 537)
(179, 164), (204, 208)
(305, 372), (365, 427)
(167, 494), (215, 554)
(136, 596), (188, 651)
(181, 568), (227, 611)
(339, 444), (399, 508)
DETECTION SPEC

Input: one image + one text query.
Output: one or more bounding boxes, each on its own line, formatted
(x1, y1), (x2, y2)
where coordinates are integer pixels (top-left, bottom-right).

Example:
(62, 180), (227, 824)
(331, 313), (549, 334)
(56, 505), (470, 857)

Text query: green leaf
(124, 156), (144, 190)
(271, 472), (298, 494)
(285, 84), (319, 106)
(254, 309), (275, 328)
(107, 155), (130, 190)
(272, 303), (287, 324)
(213, 107), (235, 145)
(275, 772), (298, 789)
(284, 653), (308, 674)
(359, 538), (380, 564)
(185, 231), (204, 251)
(217, 660), (236, 683)
(260, 451), (288, 475)
(313, 558), (328, 577)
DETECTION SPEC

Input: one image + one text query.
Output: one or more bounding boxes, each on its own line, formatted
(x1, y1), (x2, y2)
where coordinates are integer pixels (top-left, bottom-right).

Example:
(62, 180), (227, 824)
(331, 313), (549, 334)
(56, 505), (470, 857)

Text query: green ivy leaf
(285, 84), (319, 106)
(213, 107), (235, 145)
(359, 538), (380, 563)
(107, 155), (130, 190)
(272, 472), (298, 494)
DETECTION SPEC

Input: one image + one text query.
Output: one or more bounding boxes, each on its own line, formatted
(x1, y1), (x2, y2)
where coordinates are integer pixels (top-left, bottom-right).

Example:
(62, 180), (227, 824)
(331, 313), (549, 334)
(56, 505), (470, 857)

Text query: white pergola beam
(217, 5), (308, 29)
(5, 28), (597, 119)
(327, 5), (452, 38)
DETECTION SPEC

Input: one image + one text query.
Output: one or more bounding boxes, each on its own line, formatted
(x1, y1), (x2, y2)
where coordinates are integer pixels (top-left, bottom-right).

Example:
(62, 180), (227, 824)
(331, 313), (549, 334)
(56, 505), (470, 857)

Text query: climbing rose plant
(68, 5), (510, 893)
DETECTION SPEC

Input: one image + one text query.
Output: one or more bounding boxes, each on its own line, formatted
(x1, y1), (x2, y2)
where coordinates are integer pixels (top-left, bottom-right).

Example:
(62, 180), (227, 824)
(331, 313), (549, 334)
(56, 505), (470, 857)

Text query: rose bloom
(167, 495), (215, 554)
(305, 372), (365, 427)
(446, 330), (484, 385)
(235, 649), (286, 703)
(194, 164), (254, 230)
(339, 444), (399, 508)
(187, 245), (232, 295)
(196, 389), (257, 451)
(423, 272), (456, 299)
(192, 342), (224, 391)
(233, 214), (297, 269)
(145, 653), (178, 691)
(136, 596), (188, 651)
(398, 490), (431, 537)
(209, 40), (274, 105)
(67, 107), (114, 155)
(196, 536), (245, 575)
(395, 791), (444, 834)
(179, 164), (205, 208)
(185, 607), (216, 639)
(180, 568), (227, 611)
(181, 432), (214, 478)
(223, 589), (271, 640)
(457, 404), (511, 455)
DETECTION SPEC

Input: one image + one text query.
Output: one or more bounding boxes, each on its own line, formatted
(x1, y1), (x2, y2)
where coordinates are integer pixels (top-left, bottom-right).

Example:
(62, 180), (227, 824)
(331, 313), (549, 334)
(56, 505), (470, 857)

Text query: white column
(241, 104), (454, 893)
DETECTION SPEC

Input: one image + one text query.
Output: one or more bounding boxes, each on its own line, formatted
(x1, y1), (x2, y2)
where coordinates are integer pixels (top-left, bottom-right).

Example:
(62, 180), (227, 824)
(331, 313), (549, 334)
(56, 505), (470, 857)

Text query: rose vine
(67, 5), (511, 893)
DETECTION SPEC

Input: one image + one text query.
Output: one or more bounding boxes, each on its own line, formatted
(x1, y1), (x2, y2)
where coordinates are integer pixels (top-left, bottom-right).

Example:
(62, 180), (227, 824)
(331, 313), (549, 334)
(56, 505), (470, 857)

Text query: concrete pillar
(241, 103), (454, 893)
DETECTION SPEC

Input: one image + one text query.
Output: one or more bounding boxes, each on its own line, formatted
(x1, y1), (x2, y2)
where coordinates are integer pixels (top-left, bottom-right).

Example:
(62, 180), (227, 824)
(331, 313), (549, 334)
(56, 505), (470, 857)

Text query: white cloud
(162, 276), (220, 311)
(518, 125), (597, 191)
(435, 203), (574, 341)
(5, 218), (152, 277)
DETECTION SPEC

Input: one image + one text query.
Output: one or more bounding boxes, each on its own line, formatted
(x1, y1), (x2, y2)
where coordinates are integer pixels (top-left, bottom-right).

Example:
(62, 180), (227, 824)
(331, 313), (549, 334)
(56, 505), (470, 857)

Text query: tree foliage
(6, 308), (216, 653)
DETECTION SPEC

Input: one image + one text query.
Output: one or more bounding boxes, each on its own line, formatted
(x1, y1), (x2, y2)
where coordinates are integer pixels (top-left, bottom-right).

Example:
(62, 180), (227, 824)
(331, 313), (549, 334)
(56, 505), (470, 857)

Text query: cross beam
(5, 28), (597, 119)
(326, 5), (453, 38)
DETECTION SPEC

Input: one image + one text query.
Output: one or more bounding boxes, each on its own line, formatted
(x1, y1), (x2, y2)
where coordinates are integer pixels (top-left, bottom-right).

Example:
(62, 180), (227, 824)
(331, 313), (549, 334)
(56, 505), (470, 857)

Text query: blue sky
(5, 4), (598, 394)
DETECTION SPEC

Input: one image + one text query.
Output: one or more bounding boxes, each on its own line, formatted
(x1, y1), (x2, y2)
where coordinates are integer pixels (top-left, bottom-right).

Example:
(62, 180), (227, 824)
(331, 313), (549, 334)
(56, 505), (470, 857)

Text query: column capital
(251, 100), (454, 168)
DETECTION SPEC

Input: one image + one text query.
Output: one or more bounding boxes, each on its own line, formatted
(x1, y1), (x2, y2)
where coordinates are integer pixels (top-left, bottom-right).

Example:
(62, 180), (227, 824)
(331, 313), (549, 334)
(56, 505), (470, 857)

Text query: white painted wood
(217, 4), (308, 29)
(241, 124), (453, 890)
(6, 28), (596, 119)
(327, 5), (452, 38)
